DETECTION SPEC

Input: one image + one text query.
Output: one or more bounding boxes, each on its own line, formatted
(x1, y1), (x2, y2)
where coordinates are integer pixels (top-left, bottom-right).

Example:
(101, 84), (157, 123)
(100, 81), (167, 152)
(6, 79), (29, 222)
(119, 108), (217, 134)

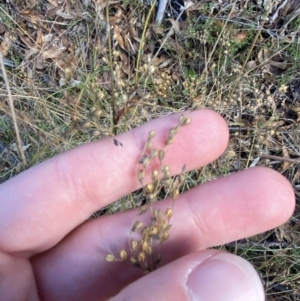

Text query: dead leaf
(46, 0), (59, 7)
(278, 222), (300, 245)
(282, 145), (291, 170)
(113, 30), (126, 51)
(41, 46), (66, 60)
(0, 32), (11, 56)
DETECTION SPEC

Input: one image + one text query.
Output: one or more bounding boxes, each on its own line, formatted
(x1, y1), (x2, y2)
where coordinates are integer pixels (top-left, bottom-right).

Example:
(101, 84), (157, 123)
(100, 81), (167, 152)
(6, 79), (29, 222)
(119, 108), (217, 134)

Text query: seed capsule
(93, 110), (102, 118)
(132, 221), (143, 232)
(131, 240), (139, 251)
(139, 205), (148, 215)
(105, 254), (116, 262)
(161, 231), (169, 242)
(145, 183), (154, 194)
(171, 188), (180, 199)
(179, 115), (186, 125)
(149, 150), (158, 159)
(148, 226), (159, 236)
(97, 90), (105, 100)
(146, 194), (156, 202)
(152, 170), (159, 181)
(138, 252), (146, 263)
(183, 117), (191, 125)
(169, 127), (178, 137)
(138, 169), (145, 182)
(158, 150), (165, 161)
(148, 130), (156, 139)
(120, 250), (127, 261)
(165, 208), (173, 220)
(165, 137), (174, 145)
(64, 67), (73, 81)
(141, 240), (149, 252)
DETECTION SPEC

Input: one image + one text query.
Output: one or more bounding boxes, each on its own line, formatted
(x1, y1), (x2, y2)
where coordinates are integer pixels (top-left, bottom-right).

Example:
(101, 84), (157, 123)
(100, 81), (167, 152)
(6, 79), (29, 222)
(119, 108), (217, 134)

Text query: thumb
(110, 250), (265, 301)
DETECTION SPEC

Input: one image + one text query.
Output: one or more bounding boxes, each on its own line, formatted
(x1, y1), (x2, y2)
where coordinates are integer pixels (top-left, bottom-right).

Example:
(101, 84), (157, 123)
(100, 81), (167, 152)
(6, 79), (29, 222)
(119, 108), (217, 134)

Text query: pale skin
(0, 110), (295, 301)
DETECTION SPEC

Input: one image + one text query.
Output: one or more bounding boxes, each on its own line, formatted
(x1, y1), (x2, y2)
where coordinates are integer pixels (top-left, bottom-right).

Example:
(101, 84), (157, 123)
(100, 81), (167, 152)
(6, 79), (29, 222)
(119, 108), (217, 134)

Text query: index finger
(0, 110), (229, 255)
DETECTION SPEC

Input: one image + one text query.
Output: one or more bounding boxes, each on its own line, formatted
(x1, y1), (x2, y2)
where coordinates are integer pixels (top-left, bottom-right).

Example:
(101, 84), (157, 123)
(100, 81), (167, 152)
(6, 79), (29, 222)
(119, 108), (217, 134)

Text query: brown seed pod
(91, 130), (101, 137)
(141, 240), (149, 252)
(120, 250), (127, 261)
(165, 208), (173, 220)
(145, 183), (154, 194)
(139, 155), (148, 164)
(142, 157), (150, 168)
(105, 254), (116, 262)
(169, 127), (178, 138)
(149, 65), (156, 74)
(141, 227), (149, 239)
(158, 150), (165, 161)
(183, 117), (191, 125)
(81, 120), (92, 129)
(163, 178), (172, 190)
(90, 106), (97, 114)
(138, 252), (146, 263)
(131, 240), (139, 252)
(139, 205), (148, 215)
(146, 193), (156, 202)
(178, 115), (186, 126)
(165, 137), (174, 145)
(152, 170), (159, 181)
(64, 67), (73, 81)
(149, 150), (158, 159)
(153, 208), (163, 221)
(93, 110), (102, 118)
(132, 221), (143, 232)
(171, 188), (180, 200)
(163, 170), (171, 179)
(148, 226), (159, 236)
(138, 169), (145, 182)
(145, 245), (152, 255)
(148, 130), (156, 140)
(97, 91), (105, 100)
(162, 165), (170, 172)
(161, 231), (169, 242)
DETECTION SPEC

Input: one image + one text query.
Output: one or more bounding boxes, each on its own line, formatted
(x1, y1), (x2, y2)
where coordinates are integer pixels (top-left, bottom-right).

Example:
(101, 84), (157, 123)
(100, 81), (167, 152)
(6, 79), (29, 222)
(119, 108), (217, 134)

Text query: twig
(0, 52), (27, 167)
(156, 0), (168, 25)
(260, 154), (300, 164)
(135, 0), (157, 87)
(225, 241), (293, 248)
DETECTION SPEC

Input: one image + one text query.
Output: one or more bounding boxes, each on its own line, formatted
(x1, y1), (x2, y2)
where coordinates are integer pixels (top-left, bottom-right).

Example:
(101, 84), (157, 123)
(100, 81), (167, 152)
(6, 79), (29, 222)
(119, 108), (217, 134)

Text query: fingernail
(187, 253), (265, 301)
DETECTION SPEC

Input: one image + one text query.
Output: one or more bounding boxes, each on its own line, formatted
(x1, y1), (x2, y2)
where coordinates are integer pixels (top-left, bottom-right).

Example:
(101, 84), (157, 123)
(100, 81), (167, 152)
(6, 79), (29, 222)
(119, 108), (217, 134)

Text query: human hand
(0, 110), (295, 301)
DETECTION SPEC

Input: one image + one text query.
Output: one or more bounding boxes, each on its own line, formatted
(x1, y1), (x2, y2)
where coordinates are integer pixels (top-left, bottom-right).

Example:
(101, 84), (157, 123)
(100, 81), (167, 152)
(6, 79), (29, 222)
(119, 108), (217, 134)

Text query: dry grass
(1, 0), (300, 299)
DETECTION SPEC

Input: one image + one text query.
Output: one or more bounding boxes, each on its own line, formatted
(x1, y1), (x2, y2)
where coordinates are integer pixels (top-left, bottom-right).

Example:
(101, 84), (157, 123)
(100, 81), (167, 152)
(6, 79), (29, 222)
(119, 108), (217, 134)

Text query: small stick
(260, 154), (300, 164)
(225, 241), (292, 248)
(0, 52), (27, 167)
(156, 0), (168, 25)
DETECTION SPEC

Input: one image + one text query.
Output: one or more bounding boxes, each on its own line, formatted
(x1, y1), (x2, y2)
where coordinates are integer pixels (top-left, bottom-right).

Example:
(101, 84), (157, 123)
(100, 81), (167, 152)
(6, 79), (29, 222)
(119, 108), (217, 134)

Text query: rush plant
(105, 114), (191, 273)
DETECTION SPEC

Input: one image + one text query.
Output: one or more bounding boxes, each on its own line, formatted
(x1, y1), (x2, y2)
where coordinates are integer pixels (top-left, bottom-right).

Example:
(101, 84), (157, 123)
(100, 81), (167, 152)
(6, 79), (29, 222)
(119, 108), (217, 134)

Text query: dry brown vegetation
(1, 0), (300, 299)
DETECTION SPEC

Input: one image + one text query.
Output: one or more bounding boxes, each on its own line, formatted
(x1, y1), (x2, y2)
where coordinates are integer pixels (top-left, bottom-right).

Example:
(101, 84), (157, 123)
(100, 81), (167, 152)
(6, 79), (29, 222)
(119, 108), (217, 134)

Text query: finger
(110, 250), (265, 301)
(32, 167), (294, 301)
(0, 110), (229, 255)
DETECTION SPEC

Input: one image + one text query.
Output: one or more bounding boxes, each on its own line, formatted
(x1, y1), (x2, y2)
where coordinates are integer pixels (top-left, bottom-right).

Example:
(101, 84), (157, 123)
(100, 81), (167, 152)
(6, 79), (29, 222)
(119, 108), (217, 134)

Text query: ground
(0, 0), (300, 299)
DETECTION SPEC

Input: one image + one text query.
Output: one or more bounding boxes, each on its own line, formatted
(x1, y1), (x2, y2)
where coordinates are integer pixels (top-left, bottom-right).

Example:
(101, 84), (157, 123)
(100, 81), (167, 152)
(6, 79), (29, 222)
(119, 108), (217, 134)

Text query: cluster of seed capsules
(105, 114), (191, 273)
